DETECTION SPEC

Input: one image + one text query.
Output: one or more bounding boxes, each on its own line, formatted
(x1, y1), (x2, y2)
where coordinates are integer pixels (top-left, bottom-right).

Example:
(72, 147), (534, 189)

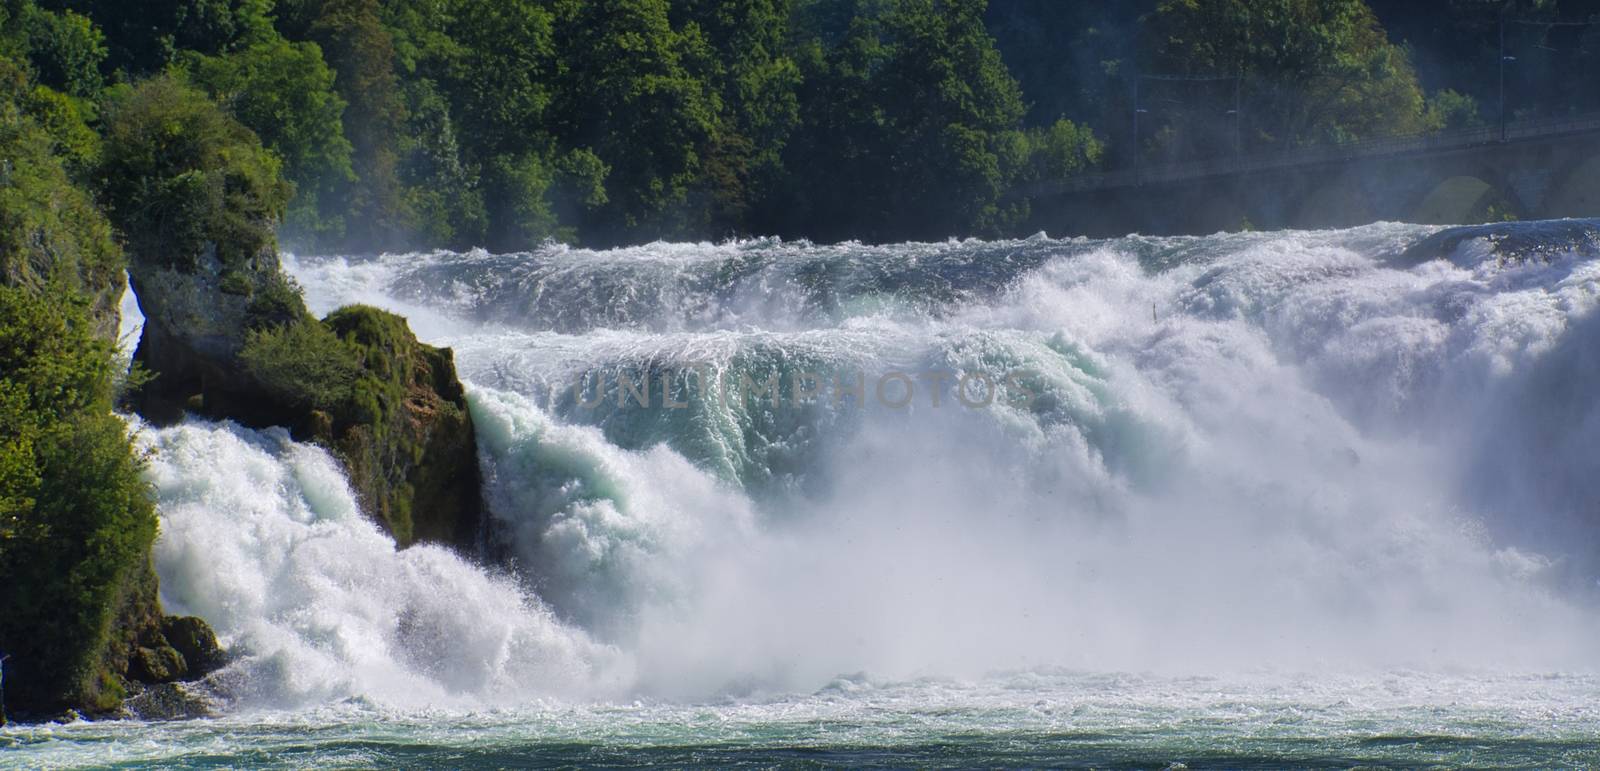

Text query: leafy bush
(1425, 89), (1484, 132)
(243, 271), (313, 330)
(1017, 119), (1104, 184)
(19, 83), (99, 174)
(237, 316), (362, 413)
(97, 75), (290, 272)
(0, 283), (157, 715)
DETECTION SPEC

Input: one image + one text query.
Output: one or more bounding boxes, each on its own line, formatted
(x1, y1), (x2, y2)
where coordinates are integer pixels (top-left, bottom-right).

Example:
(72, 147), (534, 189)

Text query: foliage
(673, 0), (802, 235)
(0, 56), (120, 315)
(1148, 0), (1433, 155)
(550, 0), (720, 243)
(396, 79), (486, 249)
(6, 3), (107, 98)
(983, 0), (1148, 135)
(13, 0), (1595, 252)
(97, 75), (289, 272)
(1424, 88), (1485, 131)
(184, 36), (354, 246)
(775, 0), (1027, 241)
(301, 0), (411, 250)
(239, 302), (476, 545)
(1014, 119), (1104, 184)
(238, 314), (361, 412)
(39, 0), (275, 75)
(0, 283), (157, 715)
(1369, 0), (1600, 122)
(18, 82), (99, 173)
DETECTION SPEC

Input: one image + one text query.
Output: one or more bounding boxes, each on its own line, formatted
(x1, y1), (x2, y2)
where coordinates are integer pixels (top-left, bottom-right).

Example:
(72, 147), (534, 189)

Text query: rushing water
(7, 222), (1600, 767)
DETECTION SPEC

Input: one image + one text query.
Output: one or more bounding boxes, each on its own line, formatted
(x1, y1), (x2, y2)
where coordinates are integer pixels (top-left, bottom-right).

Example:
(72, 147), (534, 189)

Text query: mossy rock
(318, 306), (482, 549)
(140, 301), (485, 552)
(129, 645), (186, 684)
(106, 76), (483, 559)
(161, 616), (225, 676)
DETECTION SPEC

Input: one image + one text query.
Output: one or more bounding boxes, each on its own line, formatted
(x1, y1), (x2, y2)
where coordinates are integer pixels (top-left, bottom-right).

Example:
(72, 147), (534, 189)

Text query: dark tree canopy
(7, 0), (1593, 249)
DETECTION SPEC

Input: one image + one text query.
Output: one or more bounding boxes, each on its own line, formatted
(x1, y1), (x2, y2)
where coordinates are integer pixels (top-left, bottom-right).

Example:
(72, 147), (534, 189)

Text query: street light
(1498, 17), (1593, 142)
(1500, 16), (1512, 142)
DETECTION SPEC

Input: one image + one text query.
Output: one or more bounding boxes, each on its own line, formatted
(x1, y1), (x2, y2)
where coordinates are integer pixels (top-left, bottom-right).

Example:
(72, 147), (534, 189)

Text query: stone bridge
(1021, 114), (1600, 237)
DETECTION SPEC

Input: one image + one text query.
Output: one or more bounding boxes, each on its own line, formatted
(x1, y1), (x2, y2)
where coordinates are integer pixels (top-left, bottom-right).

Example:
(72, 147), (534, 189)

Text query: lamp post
(1500, 17), (1511, 142)
(1498, 17), (1591, 142)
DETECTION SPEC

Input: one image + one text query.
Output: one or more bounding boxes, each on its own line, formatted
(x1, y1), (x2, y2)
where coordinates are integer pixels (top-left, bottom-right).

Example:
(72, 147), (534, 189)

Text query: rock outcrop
(3, 73), (484, 724)
(108, 78), (484, 551)
(126, 249), (485, 549)
(1398, 218), (1600, 267)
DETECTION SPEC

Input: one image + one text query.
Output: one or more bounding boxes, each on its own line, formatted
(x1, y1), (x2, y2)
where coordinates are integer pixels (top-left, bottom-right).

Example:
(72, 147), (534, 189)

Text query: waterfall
(130, 222), (1600, 711)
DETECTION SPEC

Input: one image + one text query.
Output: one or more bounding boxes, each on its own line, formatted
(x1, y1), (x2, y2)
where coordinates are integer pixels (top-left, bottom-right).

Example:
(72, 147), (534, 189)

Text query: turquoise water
(9, 671), (1600, 768)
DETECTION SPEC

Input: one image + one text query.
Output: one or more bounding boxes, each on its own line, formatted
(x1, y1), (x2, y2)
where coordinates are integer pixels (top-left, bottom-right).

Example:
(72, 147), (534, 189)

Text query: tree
(673, 0), (802, 235)
(0, 56), (118, 319)
(440, 0), (572, 248)
(40, 0), (274, 75)
(3, 3), (107, 98)
(302, 0), (411, 251)
(777, 0), (1027, 241)
(97, 75), (290, 271)
(549, 0), (720, 244)
(1148, 0), (1432, 156)
(185, 37), (355, 246)
(1015, 119), (1104, 184)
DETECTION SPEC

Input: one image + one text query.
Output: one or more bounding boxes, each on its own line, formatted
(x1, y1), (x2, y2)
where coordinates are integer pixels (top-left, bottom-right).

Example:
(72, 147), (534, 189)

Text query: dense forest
(2, 0), (1596, 250)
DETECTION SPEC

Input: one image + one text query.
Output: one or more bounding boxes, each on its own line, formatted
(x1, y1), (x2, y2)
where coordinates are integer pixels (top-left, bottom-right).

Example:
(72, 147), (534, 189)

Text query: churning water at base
(9, 221), (1600, 766)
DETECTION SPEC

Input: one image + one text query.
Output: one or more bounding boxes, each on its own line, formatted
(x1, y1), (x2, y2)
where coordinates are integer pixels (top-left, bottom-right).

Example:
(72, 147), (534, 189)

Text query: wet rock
(1398, 218), (1600, 267)
(129, 645), (186, 684)
(123, 683), (217, 721)
(161, 616), (226, 679)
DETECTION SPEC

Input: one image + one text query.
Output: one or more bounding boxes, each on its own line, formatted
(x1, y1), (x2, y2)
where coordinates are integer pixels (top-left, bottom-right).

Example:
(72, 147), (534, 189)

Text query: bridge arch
(1410, 175), (1523, 225)
(1289, 169), (1376, 229)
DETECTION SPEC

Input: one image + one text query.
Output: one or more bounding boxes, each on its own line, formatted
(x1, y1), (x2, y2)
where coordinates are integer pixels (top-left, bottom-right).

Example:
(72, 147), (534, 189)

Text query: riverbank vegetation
(10, 0), (1592, 251)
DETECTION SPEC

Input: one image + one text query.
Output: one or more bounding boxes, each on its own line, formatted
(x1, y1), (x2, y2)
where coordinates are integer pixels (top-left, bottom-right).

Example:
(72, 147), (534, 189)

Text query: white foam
(142, 224), (1600, 707)
(137, 417), (630, 710)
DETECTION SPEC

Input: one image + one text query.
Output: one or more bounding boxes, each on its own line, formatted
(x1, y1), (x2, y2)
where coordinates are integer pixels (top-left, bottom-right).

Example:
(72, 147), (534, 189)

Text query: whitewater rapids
(16, 221), (1599, 766)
